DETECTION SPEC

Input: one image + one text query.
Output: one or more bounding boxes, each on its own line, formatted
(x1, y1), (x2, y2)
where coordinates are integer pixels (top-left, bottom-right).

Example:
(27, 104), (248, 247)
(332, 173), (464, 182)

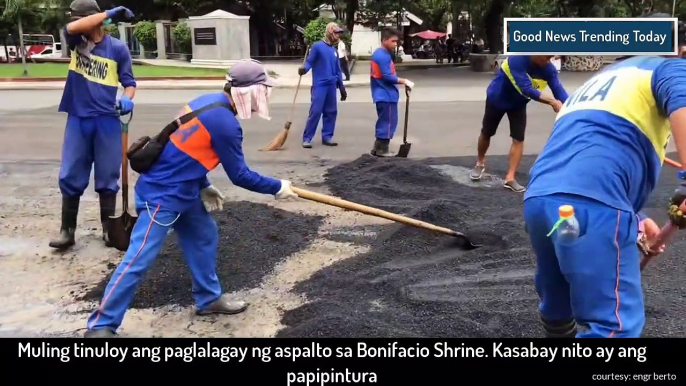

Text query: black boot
(376, 139), (395, 157)
(541, 313), (577, 338)
(196, 296), (249, 316)
(370, 139), (382, 156)
(49, 196), (79, 250)
(99, 193), (117, 248)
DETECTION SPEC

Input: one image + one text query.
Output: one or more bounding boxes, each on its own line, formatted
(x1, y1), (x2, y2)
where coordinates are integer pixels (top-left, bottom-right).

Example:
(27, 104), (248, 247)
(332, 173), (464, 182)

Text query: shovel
(291, 187), (481, 248)
(396, 86), (412, 158)
(107, 110), (138, 252)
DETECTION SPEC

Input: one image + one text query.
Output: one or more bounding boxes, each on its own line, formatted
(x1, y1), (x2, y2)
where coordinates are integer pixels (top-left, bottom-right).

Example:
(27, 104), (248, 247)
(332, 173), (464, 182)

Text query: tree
(408, 0), (452, 31)
(2, 0), (39, 76)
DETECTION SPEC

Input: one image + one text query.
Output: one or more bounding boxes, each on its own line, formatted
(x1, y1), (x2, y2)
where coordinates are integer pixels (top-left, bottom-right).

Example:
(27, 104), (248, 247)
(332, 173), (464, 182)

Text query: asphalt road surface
(2, 67), (682, 338)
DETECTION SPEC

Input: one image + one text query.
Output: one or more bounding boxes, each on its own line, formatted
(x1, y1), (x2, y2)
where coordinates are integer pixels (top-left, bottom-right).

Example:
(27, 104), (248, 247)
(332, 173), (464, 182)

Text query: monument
(186, 9), (250, 66)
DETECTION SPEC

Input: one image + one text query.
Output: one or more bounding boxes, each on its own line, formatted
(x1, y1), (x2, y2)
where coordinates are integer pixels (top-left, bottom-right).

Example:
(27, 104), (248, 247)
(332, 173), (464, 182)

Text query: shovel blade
(396, 142), (412, 158)
(107, 212), (138, 252)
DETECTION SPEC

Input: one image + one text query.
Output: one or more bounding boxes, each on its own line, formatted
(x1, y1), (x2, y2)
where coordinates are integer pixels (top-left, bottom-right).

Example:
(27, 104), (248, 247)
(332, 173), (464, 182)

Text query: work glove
(117, 95), (134, 114)
(669, 182), (686, 229)
(404, 80), (415, 90)
(275, 180), (298, 200)
(201, 185), (225, 212)
(339, 86), (347, 101)
(106, 6), (134, 21)
(298, 67), (307, 76)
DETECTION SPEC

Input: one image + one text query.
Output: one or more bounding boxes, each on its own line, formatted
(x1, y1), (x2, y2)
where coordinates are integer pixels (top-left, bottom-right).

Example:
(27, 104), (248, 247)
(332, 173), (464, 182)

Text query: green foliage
(104, 24), (120, 39)
(303, 16), (351, 48)
(133, 20), (157, 49)
(172, 21), (191, 53)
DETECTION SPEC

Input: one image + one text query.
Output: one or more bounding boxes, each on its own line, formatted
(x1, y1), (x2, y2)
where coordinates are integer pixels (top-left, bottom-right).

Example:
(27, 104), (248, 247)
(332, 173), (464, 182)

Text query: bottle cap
(559, 205), (574, 217)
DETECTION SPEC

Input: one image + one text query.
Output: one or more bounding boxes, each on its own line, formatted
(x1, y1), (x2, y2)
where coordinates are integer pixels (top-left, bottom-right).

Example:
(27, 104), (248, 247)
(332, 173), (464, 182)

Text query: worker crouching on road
(470, 55), (568, 193)
(299, 22), (347, 148)
(84, 60), (298, 338)
(369, 28), (414, 157)
(524, 18), (686, 338)
(50, 0), (136, 250)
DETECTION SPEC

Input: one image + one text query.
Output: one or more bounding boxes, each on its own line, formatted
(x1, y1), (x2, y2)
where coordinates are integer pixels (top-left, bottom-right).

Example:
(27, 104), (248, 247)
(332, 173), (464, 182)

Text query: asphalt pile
(80, 201), (323, 309)
(278, 154), (686, 338)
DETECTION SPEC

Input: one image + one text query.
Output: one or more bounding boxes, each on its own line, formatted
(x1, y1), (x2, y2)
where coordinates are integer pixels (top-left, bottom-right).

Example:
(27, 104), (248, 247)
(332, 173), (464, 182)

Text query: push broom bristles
(261, 123), (290, 151)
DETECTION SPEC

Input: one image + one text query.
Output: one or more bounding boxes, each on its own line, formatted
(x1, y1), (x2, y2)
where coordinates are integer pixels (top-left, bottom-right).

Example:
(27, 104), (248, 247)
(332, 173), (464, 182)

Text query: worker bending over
(369, 28), (414, 157)
(470, 55), (568, 193)
(299, 22), (347, 148)
(84, 60), (298, 338)
(524, 16), (686, 338)
(50, 0), (136, 250)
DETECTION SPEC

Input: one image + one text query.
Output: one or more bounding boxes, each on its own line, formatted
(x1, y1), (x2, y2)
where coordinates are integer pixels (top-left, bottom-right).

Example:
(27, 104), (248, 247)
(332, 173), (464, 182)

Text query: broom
(262, 47), (310, 151)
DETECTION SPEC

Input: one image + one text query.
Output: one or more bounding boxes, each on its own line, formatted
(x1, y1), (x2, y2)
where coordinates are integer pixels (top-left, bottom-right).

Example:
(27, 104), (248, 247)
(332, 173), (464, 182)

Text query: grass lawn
(0, 63), (228, 78)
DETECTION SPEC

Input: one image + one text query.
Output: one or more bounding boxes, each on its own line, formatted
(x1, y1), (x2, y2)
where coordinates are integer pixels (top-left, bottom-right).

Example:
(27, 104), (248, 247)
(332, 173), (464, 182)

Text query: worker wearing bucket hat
(49, 0), (136, 251)
(84, 59), (297, 338)
(524, 13), (686, 338)
(299, 22), (347, 148)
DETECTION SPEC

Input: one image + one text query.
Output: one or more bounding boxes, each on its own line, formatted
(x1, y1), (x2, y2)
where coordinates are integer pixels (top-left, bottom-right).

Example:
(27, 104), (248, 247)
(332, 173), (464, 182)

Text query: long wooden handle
(665, 157), (682, 168)
(121, 130), (129, 210)
(287, 47), (310, 123)
(291, 187), (459, 236)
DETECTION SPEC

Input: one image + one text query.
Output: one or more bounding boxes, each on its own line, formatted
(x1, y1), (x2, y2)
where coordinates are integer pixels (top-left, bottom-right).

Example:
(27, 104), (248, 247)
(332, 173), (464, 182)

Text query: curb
(0, 76), (227, 82)
(396, 63), (469, 70)
(0, 81), (371, 91)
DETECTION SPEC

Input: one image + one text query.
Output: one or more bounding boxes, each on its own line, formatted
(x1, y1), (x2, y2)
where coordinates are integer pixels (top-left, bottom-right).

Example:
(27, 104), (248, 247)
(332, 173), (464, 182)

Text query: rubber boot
(376, 139), (395, 157)
(99, 193), (117, 248)
(49, 196), (80, 250)
(196, 296), (249, 316)
(370, 139), (382, 156)
(541, 313), (577, 338)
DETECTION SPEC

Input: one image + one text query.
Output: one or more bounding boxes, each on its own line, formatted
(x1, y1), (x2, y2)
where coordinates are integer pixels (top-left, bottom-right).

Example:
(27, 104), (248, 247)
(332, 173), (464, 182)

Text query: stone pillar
(118, 23), (129, 45)
(155, 21), (168, 59)
(187, 9), (251, 66)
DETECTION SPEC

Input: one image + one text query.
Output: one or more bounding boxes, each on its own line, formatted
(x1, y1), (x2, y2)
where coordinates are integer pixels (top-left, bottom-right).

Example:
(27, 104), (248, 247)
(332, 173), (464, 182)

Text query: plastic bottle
(556, 205), (580, 242)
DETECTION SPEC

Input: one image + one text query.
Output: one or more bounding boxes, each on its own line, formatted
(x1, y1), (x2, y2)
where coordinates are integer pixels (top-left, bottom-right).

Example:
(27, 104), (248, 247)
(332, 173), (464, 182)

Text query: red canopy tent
(410, 30), (447, 40)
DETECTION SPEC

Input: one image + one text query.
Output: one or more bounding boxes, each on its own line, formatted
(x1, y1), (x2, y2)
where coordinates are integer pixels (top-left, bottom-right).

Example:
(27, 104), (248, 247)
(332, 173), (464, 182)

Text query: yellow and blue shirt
(58, 27), (136, 117)
(135, 92), (282, 212)
(525, 56), (686, 214)
(487, 55), (568, 111)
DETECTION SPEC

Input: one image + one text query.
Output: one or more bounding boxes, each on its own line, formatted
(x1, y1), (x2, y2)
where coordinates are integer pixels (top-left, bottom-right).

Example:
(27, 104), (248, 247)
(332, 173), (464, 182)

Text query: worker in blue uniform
(299, 22), (347, 148)
(50, 0), (136, 250)
(524, 16), (686, 338)
(369, 27), (414, 157)
(470, 55), (568, 193)
(83, 60), (298, 338)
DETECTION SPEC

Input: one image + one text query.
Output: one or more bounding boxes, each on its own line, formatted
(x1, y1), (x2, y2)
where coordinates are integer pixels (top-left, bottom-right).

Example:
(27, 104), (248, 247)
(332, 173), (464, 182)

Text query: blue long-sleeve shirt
(526, 57), (686, 215)
(370, 47), (399, 103)
(135, 92), (282, 213)
(487, 56), (568, 111)
(304, 40), (343, 87)
(59, 27), (136, 117)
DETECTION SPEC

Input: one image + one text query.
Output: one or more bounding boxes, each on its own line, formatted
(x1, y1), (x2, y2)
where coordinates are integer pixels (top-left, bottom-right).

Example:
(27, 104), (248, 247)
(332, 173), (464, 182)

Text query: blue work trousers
(523, 193), (644, 338)
(58, 114), (122, 198)
(86, 194), (222, 332)
(303, 83), (338, 143)
(375, 102), (399, 140)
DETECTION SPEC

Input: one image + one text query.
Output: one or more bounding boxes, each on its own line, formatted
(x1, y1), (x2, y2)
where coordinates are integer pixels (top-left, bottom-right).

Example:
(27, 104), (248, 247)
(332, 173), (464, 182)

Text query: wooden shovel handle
(665, 157), (682, 169)
(291, 187), (460, 237)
